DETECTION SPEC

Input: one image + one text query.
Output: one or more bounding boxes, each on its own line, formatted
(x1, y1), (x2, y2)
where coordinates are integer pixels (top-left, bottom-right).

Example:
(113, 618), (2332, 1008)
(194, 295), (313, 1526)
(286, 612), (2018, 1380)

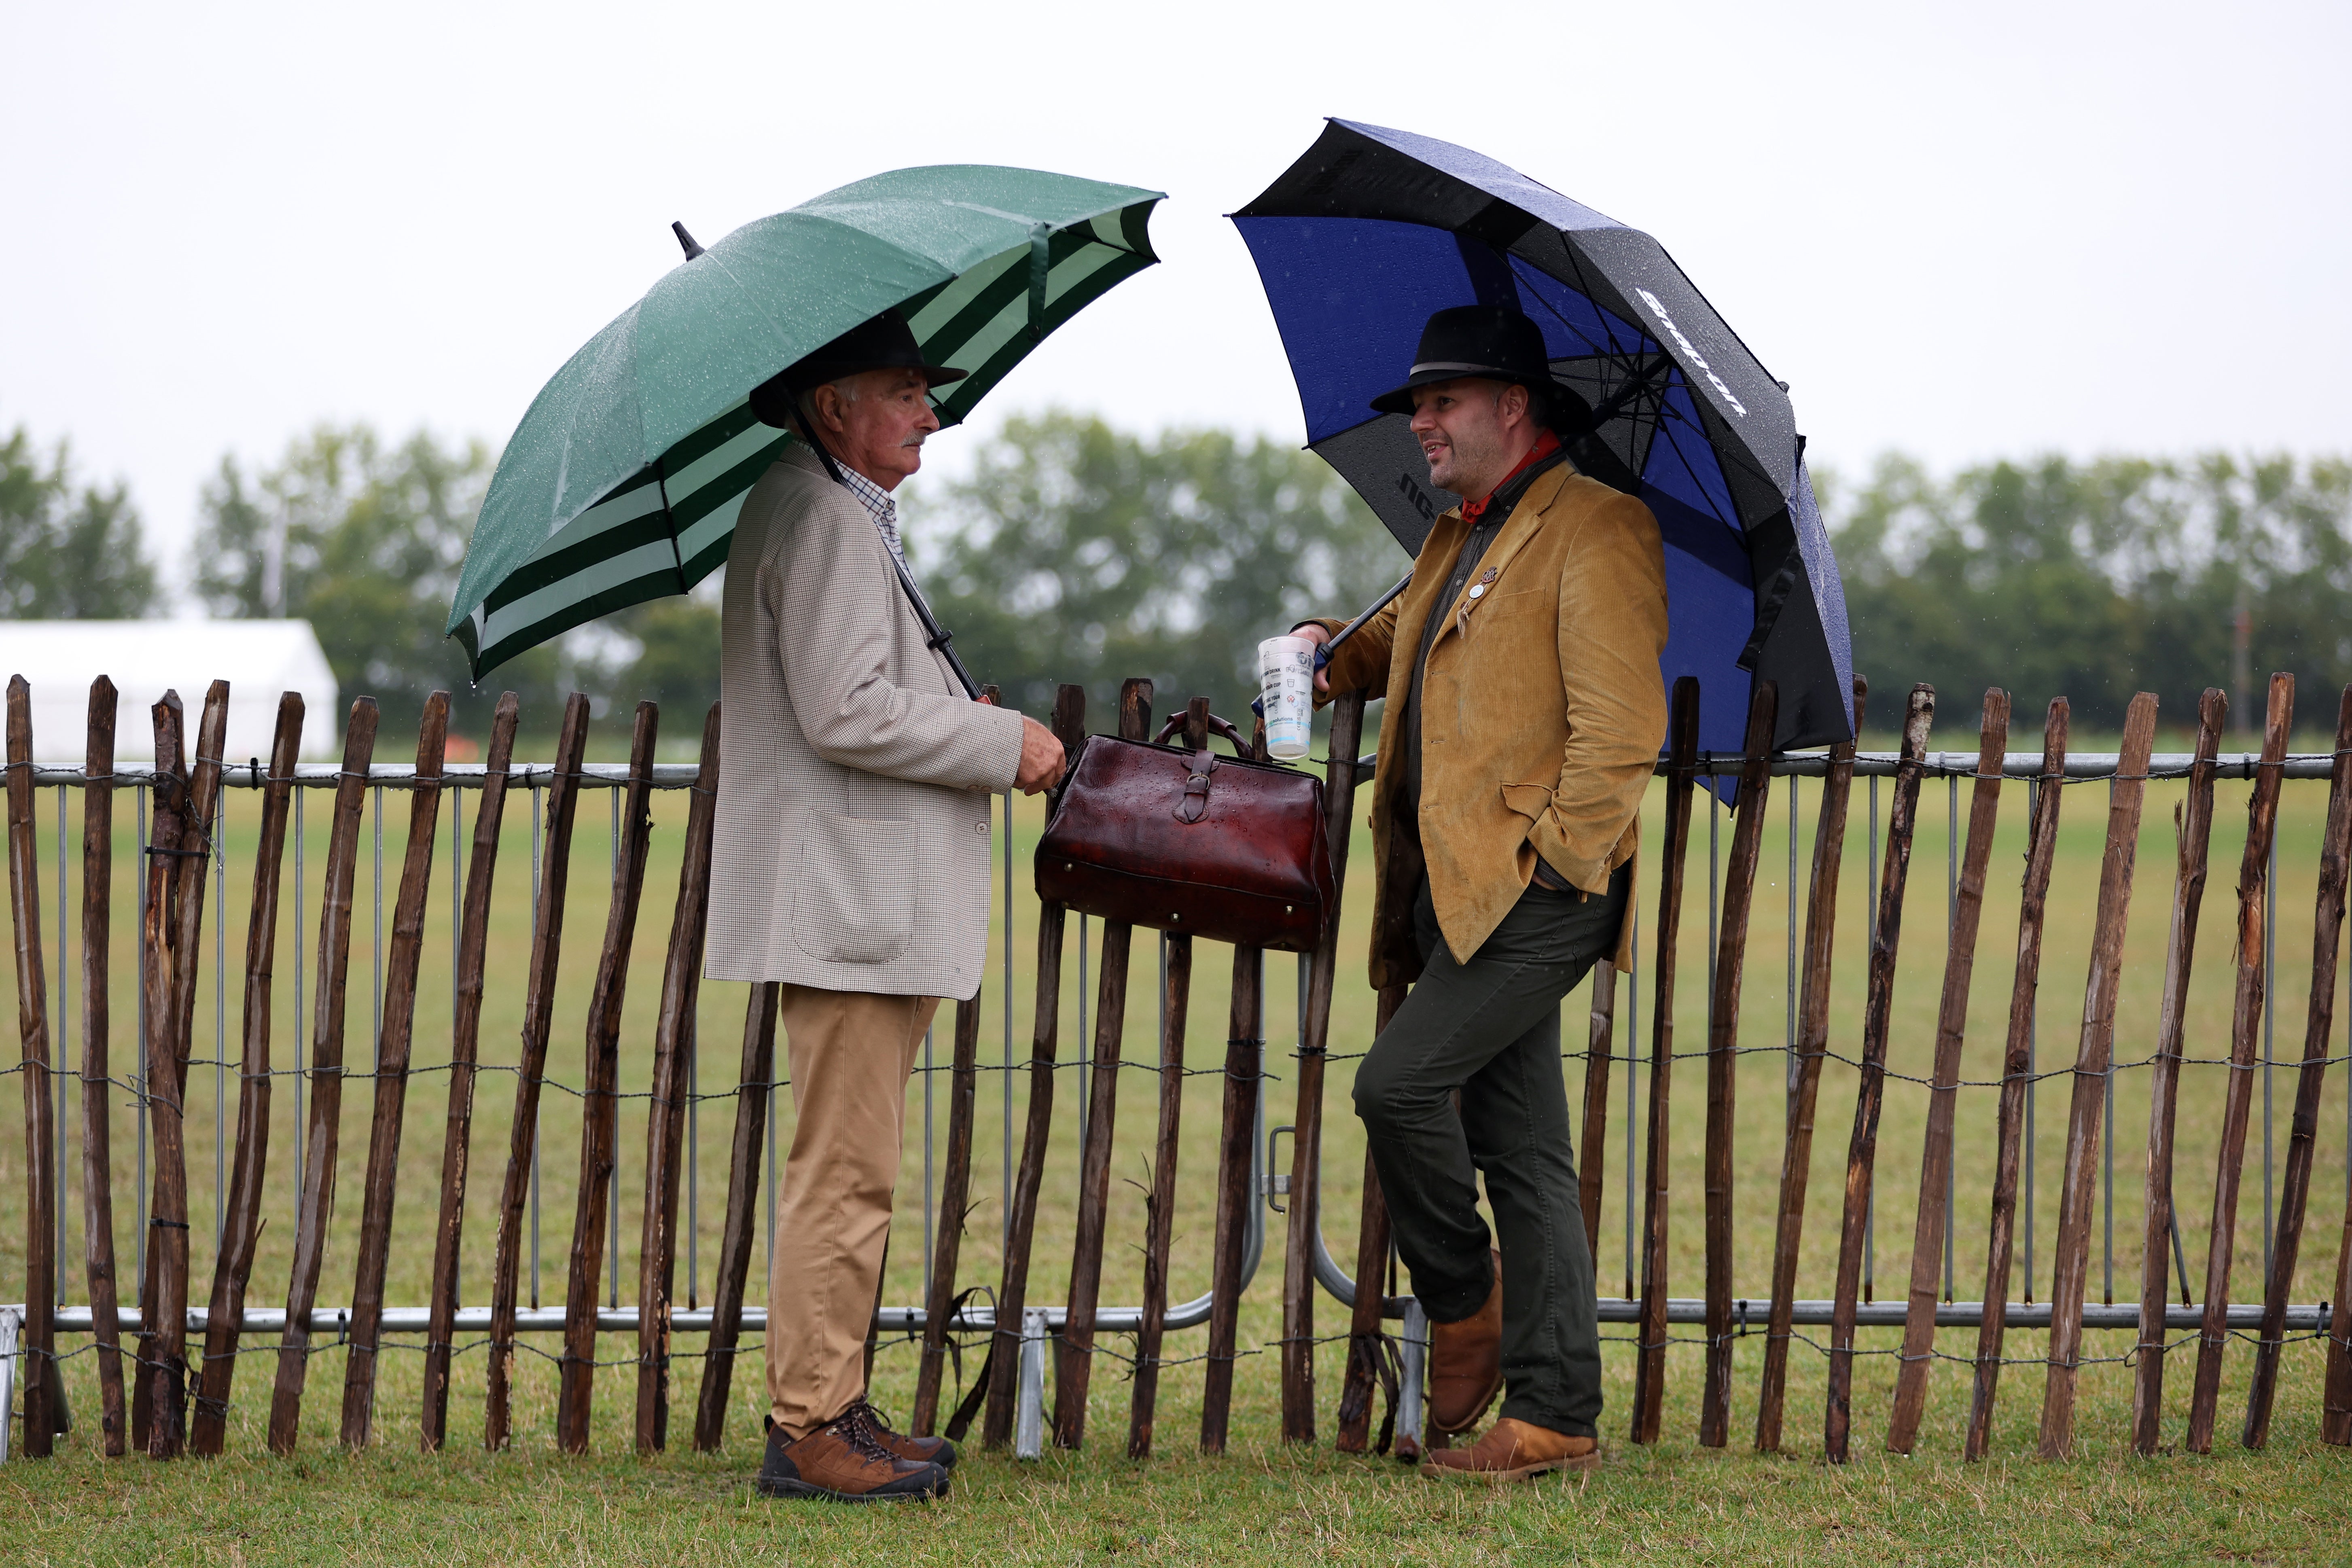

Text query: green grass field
(4, 698), (2352, 1562)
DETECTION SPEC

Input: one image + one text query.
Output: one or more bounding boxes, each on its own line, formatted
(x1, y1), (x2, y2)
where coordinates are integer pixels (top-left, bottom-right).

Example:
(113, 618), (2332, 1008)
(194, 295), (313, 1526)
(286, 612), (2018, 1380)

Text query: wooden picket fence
(6, 670), (2352, 1465)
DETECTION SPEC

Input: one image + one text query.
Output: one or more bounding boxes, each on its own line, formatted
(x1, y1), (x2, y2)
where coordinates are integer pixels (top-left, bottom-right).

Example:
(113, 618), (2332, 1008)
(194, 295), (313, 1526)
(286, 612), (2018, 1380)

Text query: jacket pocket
(1500, 783), (1554, 820)
(790, 814), (915, 965)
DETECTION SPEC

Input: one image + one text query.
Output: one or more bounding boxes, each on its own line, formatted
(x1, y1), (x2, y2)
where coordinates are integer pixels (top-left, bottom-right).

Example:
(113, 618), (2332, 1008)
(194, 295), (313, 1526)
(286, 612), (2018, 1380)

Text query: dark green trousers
(1351, 867), (1627, 1439)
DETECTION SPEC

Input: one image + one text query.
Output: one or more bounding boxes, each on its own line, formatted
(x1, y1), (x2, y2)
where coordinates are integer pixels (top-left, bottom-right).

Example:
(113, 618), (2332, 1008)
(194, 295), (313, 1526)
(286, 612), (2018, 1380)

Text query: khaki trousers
(766, 984), (940, 1440)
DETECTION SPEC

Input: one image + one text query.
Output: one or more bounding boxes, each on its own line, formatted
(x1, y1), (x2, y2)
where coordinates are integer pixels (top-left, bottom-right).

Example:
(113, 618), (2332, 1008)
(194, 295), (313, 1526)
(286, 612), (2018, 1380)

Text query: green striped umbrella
(447, 165), (1162, 677)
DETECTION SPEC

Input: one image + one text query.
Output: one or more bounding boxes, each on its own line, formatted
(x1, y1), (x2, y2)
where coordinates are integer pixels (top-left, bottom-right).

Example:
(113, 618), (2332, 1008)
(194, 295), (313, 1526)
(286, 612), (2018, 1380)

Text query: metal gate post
(1015, 1306), (1049, 1459)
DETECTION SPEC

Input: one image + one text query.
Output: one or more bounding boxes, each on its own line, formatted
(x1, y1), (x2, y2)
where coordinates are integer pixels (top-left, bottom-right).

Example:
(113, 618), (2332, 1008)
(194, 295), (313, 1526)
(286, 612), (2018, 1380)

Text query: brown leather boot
(1425, 1417), (1599, 1481)
(1427, 1249), (1503, 1434)
(756, 1409), (948, 1503)
(846, 1399), (958, 1470)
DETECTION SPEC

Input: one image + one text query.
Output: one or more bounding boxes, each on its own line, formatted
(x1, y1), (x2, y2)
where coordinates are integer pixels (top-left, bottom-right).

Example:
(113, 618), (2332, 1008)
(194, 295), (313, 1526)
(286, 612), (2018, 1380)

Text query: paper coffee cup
(1257, 634), (1317, 761)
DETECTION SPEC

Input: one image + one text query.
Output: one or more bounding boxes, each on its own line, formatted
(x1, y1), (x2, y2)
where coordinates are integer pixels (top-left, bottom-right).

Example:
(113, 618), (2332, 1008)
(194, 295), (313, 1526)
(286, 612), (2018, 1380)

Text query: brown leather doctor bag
(1035, 712), (1335, 953)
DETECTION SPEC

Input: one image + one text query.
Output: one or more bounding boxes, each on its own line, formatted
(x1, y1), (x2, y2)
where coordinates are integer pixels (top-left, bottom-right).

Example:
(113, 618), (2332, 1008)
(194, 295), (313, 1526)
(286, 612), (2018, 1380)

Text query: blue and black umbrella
(1233, 119), (1854, 756)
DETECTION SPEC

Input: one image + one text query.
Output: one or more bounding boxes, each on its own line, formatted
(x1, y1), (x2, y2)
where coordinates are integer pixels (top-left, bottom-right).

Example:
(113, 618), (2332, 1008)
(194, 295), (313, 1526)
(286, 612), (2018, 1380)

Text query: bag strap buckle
(1173, 749), (1218, 823)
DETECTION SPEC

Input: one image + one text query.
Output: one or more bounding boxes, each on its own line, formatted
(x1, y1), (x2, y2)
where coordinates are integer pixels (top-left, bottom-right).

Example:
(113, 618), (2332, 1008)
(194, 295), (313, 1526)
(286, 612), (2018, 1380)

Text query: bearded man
(1286, 303), (1668, 1479)
(708, 308), (1064, 1502)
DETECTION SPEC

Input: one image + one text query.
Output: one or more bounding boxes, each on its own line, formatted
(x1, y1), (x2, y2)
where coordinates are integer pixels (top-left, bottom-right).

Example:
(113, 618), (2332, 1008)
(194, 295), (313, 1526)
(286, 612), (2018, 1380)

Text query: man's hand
(1293, 622), (1333, 693)
(1014, 714), (1066, 795)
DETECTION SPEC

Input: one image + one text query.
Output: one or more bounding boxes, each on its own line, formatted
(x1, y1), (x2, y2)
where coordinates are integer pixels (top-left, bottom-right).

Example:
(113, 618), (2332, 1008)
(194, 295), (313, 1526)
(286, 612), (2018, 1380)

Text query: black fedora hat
(748, 308), (967, 428)
(1368, 303), (1592, 432)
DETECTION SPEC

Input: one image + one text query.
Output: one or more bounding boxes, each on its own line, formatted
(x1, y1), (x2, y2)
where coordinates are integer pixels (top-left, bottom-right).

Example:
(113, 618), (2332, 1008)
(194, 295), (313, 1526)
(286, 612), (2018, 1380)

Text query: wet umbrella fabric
(448, 165), (1161, 678)
(1233, 120), (1854, 759)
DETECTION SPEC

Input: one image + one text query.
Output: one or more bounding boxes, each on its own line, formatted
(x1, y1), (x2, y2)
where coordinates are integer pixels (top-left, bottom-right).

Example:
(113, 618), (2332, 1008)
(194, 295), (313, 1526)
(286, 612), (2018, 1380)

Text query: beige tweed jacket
(706, 443), (1023, 999)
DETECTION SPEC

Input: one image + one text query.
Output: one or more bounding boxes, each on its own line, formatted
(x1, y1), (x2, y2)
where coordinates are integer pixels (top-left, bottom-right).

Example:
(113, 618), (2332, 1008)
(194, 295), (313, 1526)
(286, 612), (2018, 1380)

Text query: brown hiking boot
(1427, 1249), (1503, 1434)
(845, 1399), (957, 1471)
(1425, 1417), (1598, 1481)
(756, 1409), (948, 1503)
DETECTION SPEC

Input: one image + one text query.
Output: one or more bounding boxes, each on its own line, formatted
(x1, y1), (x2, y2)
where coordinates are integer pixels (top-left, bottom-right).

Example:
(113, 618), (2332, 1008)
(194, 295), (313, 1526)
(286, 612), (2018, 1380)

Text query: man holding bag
(1288, 304), (1668, 1479)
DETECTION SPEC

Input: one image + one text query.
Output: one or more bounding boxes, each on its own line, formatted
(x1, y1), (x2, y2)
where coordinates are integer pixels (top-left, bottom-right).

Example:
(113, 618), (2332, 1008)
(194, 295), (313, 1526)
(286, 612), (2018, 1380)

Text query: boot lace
(845, 1399), (909, 1440)
(828, 1403), (897, 1463)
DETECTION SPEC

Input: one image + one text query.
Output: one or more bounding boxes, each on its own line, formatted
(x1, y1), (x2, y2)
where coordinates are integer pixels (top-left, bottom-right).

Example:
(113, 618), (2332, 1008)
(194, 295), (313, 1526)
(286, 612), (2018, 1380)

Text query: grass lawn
(4, 695), (2351, 1562)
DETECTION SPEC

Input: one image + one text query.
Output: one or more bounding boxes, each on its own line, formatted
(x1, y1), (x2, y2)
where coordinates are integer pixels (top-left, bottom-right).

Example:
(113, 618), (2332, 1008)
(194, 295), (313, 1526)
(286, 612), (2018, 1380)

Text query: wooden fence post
(339, 693), (451, 1448)
(556, 701), (659, 1454)
(1127, 926), (1193, 1457)
(1754, 677), (1863, 1453)
(635, 703), (720, 1453)
(5, 676), (57, 1458)
(1886, 689), (2010, 1454)
(907, 687), (1003, 1439)
(2126, 690), (2226, 1454)
(2035, 690), (2159, 1459)
(2184, 674), (2292, 1453)
(1824, 683), (1935, 1464)
(1199, 711), (1268, 1456)
(484, 693), (589, 1449)
(264, 696), (381, 1455)
(1280, 687), (1365, 1445)
(1055, 679), (1152, 1449)
(913, 987), (985, 1437)
(131, 691), (186, 1452)
(144, 682), (228, 1458)
(421, 692), (519, 1449)
(1127, 699), (1210, 1459)
(1964, 698), (2069, 1460)
(1576, 965), (1617, 1265)
(1631, 677), (1700, 1445)
(1699, 680), (1777, 1446)
(79, 676), (128, 1457)
(983, 684), (1085, 1447)
(191, 692), (304, 1456)
(692, 981), (778, 1451)
(2247, 684), (2352, 1447)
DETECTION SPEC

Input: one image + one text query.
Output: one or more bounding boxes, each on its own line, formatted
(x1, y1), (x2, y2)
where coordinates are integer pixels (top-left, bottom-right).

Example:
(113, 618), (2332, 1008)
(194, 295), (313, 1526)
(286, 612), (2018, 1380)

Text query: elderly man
(1288, 304), (1667, 1479)
(708, 308), (1064, 1503)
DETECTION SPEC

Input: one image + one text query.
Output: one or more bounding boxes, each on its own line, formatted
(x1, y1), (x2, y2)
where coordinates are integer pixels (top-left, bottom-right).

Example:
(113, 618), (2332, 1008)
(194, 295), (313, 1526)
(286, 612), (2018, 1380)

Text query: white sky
(3, 0), (2346, 595)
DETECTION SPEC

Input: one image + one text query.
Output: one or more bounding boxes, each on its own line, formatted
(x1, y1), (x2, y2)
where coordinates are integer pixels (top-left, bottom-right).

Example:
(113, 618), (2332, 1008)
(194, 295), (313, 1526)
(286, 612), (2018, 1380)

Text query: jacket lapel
(1388, 510), (1465, 689)
(1424, 462), (1574, 656)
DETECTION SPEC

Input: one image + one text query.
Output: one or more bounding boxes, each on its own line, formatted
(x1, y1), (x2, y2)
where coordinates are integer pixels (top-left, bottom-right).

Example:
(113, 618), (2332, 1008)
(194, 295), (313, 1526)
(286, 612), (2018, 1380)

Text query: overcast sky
(4, 0), (2345, 588)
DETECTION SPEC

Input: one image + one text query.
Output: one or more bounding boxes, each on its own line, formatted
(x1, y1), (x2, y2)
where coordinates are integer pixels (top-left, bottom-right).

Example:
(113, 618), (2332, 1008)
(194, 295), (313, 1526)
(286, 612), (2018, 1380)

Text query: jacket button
(974, 821), (988, 836)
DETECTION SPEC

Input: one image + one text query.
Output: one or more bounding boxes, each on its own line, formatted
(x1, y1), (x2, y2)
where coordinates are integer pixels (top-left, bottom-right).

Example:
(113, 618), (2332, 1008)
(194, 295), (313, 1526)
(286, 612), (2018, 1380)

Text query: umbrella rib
(1653, 377), (1738, 531)
(1506, 255), (1605, 360)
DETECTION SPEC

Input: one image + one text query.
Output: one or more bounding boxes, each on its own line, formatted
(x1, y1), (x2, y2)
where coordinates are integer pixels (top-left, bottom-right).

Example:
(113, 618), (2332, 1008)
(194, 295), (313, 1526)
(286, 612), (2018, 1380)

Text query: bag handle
(1151, 710), (1246, 750)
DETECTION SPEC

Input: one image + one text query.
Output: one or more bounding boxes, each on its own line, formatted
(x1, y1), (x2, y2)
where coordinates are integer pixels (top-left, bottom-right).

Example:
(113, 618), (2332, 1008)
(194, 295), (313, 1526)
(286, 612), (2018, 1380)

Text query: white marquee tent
(0, 621), (341, 766)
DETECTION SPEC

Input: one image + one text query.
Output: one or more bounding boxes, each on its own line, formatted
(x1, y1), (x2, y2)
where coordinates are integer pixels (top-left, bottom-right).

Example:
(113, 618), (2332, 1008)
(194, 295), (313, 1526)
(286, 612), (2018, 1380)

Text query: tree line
(4, 412), (2348, 741)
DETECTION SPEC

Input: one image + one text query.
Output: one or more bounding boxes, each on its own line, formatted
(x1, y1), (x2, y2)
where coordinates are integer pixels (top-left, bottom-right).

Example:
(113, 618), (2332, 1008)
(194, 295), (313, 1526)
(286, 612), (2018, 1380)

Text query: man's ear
(1498, 381), (1530, 428)
(810, 383), (845, 434)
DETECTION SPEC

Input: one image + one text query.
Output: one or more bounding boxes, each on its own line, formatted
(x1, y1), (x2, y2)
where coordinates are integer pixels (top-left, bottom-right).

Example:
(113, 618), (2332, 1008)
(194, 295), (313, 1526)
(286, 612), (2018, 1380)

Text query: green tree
(0, 424), (159, 618)
(1828, 451), (2352, 731)
(910, 411), (1409, 718)
(195, 424), (562, 734)
(588, 594), (724, 721)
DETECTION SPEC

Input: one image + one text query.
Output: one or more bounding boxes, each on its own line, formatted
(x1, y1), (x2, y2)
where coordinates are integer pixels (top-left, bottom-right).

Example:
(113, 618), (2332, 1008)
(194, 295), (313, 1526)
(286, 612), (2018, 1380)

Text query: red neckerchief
(1459, 428), (1563, 525)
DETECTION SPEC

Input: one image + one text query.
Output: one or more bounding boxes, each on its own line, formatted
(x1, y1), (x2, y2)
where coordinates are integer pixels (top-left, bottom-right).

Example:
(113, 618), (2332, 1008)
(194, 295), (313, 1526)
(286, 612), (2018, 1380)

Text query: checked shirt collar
(833, 462), (911, 572)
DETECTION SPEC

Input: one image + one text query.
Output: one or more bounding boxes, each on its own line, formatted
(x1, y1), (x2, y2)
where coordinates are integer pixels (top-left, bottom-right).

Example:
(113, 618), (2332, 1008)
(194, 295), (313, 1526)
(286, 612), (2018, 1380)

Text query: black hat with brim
(1368, 303), (1594, 434)
(748, 308), (967, 428)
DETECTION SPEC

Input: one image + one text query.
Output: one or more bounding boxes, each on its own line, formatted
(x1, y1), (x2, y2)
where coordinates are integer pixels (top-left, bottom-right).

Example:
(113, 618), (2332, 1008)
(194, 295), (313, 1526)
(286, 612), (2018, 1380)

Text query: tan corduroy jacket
(1309, 462), (1668, 988)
